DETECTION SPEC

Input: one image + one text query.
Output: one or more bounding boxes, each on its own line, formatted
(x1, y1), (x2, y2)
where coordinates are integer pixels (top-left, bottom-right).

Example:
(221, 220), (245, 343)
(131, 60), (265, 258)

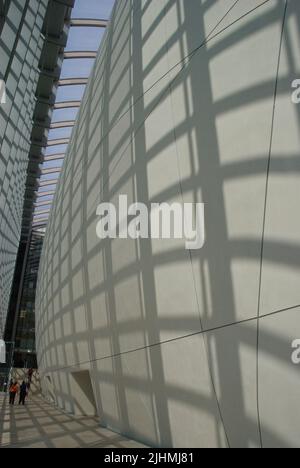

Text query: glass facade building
(1, 0), (300, 450)
(0, 0), (48, 339)
(13, 228), (45, 368)
(0, 0), (73, 384)
(4, 0), (113, 371)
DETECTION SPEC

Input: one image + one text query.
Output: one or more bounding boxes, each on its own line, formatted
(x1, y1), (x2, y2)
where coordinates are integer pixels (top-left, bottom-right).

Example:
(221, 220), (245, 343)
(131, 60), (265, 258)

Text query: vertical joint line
(256, 0), (289, 449)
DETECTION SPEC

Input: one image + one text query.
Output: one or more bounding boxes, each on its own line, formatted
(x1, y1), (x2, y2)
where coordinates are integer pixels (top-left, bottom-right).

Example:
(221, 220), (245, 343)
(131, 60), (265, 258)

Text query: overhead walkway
(0, 393), (147, 449)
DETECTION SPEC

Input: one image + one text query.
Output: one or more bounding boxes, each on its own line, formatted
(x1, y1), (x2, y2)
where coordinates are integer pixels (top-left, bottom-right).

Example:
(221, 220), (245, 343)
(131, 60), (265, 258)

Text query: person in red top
(9, 381), (18, 406)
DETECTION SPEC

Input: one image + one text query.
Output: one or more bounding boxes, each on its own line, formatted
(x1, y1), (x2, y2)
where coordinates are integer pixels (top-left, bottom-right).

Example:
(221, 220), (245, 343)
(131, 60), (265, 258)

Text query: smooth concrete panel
(94, 347), (160, 447)
(168, 3), (286, 329)
(260, 2), (300, 315)
(208, 0), (277, 42)
(259, 307), (300, 448)
(148, 334), (228, 448)
(163, 0), (269, 74)
(206, 322), (260, 448)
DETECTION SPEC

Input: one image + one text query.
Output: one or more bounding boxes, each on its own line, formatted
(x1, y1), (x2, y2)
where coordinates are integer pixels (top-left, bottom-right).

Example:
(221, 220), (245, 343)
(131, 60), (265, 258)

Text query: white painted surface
(36, 0), (300, 448)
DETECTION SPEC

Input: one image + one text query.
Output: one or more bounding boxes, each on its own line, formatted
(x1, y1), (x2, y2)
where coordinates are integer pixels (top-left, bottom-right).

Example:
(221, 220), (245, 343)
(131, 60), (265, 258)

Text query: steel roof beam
(41, 168), (62, 175)
(50, 120), (75, 129)
(44, 153), (65, 161)
(39, 180), (58, 188)
(70, 18), (108, 28)
(36, 191), (56, 198)
(58, 77), (88, 86)
(54, 101), (81, 109)
(63, 51), (97, 59)
(33, 215), (49, 223)
(34, 200), (54, 208)
(34, 209), (51, 216)
(47, 138), (70, 146)
(32, 221), (48, 227)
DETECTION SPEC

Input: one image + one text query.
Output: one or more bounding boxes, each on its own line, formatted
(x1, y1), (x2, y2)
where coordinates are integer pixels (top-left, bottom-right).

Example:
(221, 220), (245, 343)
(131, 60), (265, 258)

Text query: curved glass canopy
(33, 0), (115, 228)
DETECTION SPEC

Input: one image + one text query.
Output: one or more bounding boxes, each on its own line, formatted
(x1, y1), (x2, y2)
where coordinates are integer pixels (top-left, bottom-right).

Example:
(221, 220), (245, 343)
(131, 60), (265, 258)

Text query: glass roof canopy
(33, 0), (115, 229)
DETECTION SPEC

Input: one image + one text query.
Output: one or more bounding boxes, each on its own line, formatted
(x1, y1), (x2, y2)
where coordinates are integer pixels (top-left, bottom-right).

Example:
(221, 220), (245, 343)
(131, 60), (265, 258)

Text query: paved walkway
(0, 393), (146, 448)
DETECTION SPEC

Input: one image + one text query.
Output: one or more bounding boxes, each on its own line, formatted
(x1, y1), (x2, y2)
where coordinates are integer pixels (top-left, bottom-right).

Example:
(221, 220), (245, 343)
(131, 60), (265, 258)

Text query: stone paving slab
(0, 393), (147, 448)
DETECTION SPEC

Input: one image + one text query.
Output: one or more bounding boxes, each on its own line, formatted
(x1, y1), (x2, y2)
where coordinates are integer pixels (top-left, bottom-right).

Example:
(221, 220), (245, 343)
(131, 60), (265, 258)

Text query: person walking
(27, 368), (33, 384)
(9, 381), (18, 406)
(8, 379), (13, 392)
(19, 381), (27, 406)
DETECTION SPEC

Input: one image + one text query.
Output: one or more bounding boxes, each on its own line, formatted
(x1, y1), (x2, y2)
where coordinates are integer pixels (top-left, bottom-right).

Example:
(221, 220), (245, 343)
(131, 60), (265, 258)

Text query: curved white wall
(36, 0), (300, 448)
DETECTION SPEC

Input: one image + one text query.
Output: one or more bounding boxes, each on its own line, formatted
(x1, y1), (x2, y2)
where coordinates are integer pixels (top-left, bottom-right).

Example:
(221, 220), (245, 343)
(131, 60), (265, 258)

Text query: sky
(35, 0), (116, 226)
(72, 0), (115, 20)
